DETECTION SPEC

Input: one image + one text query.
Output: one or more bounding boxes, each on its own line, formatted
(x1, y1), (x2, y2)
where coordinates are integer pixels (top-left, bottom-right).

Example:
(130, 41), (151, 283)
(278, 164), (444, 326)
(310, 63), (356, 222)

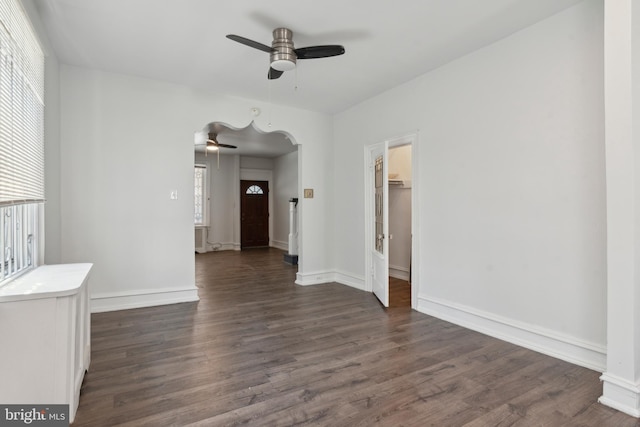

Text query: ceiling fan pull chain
(268, 78), (272, 127)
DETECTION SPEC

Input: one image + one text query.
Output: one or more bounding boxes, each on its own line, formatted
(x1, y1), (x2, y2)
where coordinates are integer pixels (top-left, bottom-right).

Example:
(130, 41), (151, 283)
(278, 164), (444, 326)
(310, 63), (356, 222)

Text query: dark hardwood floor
(74, 248), (639, 426)
(389, 276), (411, 308)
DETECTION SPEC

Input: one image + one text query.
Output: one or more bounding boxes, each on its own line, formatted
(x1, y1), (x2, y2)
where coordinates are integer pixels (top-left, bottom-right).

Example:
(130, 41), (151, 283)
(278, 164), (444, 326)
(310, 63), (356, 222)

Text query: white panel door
(371, 142), (389, 307)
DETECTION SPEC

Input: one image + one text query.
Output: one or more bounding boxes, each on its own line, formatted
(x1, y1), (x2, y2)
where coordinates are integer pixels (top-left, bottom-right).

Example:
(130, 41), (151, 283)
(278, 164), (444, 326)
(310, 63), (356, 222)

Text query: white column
(599, 0), (640, 417)
(288, 198), (298, 255)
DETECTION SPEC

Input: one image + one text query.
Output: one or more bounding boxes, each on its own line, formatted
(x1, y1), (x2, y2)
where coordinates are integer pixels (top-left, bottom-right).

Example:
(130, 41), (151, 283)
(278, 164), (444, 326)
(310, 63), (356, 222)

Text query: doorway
(240, 180), (269, 248)
(193, 121), (299, 255)
(365, 133), (418, 309)
(387, 144), (412, 307)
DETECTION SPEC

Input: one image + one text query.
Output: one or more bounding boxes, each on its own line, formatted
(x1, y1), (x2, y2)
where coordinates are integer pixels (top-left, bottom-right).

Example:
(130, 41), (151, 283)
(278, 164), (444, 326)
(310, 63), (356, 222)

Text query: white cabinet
(0, 264), (92, 423)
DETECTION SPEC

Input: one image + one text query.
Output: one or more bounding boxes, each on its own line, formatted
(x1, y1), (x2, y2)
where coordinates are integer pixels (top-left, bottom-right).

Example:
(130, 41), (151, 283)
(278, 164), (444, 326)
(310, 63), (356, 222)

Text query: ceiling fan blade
(295, 45), (345, 59)
(268, 67), (284, 80)
(226, 34), (273, 53)
(206, 138), (237, 150)
(215, 143), (237, 149)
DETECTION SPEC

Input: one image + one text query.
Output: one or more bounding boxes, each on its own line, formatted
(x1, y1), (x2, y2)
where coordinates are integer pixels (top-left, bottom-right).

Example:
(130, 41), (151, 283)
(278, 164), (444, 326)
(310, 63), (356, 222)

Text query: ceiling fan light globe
(271, 59), (296, 72)
(206, 145), (219, 151)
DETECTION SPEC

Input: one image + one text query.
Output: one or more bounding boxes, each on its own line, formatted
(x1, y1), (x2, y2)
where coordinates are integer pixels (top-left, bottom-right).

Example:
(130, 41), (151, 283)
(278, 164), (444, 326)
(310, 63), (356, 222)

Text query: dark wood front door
(240, 180), (269, 249)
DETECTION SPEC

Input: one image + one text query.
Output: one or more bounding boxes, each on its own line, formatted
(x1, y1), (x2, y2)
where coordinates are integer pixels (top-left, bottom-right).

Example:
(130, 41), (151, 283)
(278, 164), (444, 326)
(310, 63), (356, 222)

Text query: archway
(193, 120), (300, 265)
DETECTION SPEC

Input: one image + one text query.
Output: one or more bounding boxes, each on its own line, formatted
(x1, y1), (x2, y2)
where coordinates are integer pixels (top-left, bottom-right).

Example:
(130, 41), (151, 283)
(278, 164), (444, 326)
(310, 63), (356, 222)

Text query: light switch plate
(304, 189), (314, 198)
(170, 190), (178, 200)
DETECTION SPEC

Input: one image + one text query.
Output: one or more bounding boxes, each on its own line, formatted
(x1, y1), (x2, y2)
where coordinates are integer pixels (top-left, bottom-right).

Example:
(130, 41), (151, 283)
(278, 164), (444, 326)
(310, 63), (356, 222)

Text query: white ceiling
(33, 0), (583, 157)
(194, 121), (296, 158)
(34, 0), (583, 115)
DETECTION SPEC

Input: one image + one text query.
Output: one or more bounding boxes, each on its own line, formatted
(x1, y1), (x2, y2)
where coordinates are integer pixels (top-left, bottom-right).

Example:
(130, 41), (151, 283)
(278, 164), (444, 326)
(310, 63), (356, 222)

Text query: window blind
(0, 0), (44, 207)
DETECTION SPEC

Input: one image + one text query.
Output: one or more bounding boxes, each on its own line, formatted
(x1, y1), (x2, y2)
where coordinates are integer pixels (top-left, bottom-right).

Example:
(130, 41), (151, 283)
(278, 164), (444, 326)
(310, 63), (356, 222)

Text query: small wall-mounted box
(304, 189), (314, 198)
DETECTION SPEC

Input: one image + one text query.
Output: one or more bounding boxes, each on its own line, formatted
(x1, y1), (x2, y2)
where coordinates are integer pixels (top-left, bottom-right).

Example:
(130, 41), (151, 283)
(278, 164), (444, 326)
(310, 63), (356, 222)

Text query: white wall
(240, 156), (274, 170)
(195, 153), (239, 251)
(273, 150), (299, 250)
(388, 145), (412, 181)
(59, 65), (333, 310)
(333, 0), (606, 369)
(389, 186), (411, 279)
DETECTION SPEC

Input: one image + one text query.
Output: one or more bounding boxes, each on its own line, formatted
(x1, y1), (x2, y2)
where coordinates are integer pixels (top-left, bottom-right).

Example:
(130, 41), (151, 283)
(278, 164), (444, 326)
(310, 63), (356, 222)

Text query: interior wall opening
(366, 133), (418, 309)
(193, 121), (299, 262)
(388, 144), (412, 307)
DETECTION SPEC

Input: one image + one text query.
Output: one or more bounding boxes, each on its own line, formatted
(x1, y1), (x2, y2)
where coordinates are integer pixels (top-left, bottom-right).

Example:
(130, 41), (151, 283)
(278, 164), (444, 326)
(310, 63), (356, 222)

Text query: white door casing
(364, 132), (419, 309)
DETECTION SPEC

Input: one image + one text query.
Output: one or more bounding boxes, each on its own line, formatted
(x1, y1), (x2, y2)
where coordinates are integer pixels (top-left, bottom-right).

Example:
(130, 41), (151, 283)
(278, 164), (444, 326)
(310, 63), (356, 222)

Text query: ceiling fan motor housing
(271, 28), (296, 71)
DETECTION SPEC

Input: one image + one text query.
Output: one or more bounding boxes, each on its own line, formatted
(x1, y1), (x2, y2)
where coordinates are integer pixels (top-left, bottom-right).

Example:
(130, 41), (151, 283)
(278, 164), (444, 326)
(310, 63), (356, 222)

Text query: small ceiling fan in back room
(196, 132), (237, 169)
(226, 28), (345, 79)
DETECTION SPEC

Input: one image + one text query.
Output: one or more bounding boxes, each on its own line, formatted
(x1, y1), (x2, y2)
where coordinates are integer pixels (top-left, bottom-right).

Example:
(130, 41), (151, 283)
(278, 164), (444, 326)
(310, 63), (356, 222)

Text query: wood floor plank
(71, 248), (639, 426)
(389, 276), (411, 308)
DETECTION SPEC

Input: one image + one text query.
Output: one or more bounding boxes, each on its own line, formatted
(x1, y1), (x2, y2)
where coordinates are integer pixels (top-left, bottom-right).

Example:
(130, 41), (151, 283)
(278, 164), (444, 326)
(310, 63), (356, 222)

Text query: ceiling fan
(197, 133), (237, 168)
(205, 133), (237, 150)
(226, 28), (345, 79)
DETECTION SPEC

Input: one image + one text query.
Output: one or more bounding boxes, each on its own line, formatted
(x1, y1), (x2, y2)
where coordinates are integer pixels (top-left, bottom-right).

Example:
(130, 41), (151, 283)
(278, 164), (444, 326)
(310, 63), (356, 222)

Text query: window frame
(0, 0), (45, 286)
(245, 184), (264, 195)
(0, 202), (39, 286)
(194, 164), (208, 226)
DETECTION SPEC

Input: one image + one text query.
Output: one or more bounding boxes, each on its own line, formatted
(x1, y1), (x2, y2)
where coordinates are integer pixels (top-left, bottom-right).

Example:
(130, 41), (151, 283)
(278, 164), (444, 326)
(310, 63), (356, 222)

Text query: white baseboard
(599, 374), (640, 417)
(295, 271), (334, 286)
(204, 242), (240, 252)
(294, 270), (365, 291)
(271, 240), (288, 251)
(215, 242), (240, 251)
(91, 286), (199, 313)
(334, 270), (366, 291)
(389, 264), (410, 281)
(417, 296), (606, 372)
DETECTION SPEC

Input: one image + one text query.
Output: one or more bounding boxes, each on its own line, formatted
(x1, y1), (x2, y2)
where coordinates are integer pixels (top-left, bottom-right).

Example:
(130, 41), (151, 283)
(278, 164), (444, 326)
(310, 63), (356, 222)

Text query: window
(1, 203), (38, 282)
(194, 164), (206, 225)
(0, 0), (44, 285)
(245, 185), (264, 195)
